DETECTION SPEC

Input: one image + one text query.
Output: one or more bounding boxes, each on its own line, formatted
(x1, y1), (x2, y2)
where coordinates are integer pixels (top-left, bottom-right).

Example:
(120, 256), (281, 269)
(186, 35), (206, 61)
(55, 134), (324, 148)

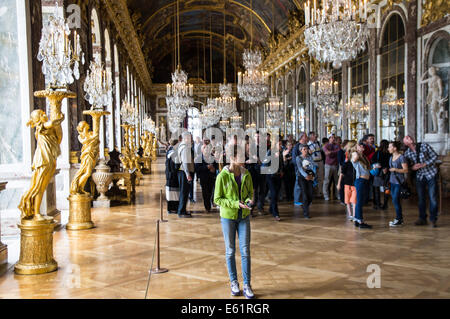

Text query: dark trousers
(251, 170), (266, 210)
(177, 171), (190, 215)
(200, 175), (215, 211)
(373, 186), (388, 208)
(298, 176), (313, 217)
(354, 178), (370, 223)
(266, 174), (281, 217)
(416, 176), (438, 222)
(283, 171), (295, 201)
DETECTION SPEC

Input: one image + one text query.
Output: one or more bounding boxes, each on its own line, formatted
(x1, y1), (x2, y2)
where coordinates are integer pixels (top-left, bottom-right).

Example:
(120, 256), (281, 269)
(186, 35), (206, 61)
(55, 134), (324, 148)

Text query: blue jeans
(221, 212), (251, 285)
(390, 183), (403, 220)
(416, 176), (438, 222)
(354, 178), (370, 223)
(294, 175), (302, 202)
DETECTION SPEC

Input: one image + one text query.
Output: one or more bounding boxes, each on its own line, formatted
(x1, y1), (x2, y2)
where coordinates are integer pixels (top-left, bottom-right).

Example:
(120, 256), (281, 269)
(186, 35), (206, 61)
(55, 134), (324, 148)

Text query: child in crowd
(337, 141), (357, 221)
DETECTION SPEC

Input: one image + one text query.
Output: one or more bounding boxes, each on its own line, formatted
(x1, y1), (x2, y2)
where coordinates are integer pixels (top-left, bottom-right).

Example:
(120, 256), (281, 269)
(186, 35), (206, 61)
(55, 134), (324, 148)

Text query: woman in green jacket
(214, 144), (255, 299)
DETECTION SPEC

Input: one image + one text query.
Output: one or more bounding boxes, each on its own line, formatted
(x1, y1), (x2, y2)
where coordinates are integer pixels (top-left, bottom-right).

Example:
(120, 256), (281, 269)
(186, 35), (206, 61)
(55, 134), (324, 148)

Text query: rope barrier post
(160, 189), (168, 222)
(151, 220), (168, 274)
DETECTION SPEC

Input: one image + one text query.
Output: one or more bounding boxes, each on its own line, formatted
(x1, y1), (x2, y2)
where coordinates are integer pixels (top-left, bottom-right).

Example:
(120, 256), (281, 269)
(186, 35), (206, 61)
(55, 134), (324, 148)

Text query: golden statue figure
(18, 109), (64, 221)
(69, 121), (100, 195)
(151, 133), (157, 161)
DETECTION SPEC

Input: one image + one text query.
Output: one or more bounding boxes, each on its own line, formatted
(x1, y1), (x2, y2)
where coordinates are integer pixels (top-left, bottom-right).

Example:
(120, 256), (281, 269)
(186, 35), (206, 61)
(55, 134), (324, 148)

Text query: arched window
(0, 0), (24, 165)
(350, 46), (369, 139)
(114, 44), (121, 149)
(380, 13), (405, 141)
(91, 8), (101, 56)
(126, 64), (130, 102)
(104, 28), (113, 151)
(297, 68), (307, 134)
(286, 74), (294, 136)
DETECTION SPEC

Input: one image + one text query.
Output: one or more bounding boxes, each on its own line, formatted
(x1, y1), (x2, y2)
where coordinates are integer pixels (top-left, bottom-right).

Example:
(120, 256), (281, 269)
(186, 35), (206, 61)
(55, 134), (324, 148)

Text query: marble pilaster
(341, 62), (349, 140)
(405, 0), (418, 139)
(369, 27), (378, 137)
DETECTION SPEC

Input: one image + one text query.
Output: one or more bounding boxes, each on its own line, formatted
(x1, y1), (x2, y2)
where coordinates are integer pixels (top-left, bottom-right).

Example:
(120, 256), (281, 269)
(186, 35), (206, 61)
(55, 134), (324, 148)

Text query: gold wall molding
(101, 0), (152, 94)
(262, 9), (308, 75)
(421, 0), (449, 27)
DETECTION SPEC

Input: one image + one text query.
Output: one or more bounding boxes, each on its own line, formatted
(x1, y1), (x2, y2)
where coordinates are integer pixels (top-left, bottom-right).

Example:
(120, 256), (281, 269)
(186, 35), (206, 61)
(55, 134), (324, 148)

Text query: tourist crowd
(165, 130), (441, 229)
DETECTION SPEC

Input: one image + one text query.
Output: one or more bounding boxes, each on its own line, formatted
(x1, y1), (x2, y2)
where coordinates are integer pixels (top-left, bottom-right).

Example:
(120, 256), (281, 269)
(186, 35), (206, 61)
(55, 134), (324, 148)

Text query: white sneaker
(230, 280), (240, 296)
(243, 284), (255, 299)
(347, 215), (354, 221)
(389, 219), (403, 227)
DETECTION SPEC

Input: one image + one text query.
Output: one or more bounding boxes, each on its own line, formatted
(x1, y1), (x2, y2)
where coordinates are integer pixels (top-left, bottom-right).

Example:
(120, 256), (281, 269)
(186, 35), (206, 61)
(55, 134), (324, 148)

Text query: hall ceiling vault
(125, 0), (299, 83)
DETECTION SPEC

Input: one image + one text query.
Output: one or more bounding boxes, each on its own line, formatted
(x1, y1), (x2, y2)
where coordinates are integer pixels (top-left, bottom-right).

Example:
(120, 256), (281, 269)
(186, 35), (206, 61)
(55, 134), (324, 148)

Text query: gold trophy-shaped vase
(67, 110), (109, 230)
(15, 89), (76, 275)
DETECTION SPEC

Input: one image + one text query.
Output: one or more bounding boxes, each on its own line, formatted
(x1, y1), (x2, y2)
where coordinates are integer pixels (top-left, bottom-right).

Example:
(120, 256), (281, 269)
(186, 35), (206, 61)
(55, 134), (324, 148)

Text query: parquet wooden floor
(0, 158), (449, 299)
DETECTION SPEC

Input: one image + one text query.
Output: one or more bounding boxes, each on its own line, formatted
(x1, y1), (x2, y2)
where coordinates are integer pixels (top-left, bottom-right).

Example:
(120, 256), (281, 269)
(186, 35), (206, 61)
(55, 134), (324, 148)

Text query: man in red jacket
(362, 134), (376, 162)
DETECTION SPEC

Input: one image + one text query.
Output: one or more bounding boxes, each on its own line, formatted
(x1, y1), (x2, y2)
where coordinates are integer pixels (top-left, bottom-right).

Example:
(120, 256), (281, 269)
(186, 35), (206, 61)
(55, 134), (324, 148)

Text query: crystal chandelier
(265, 95), (284, 129)
(166, 0), (194, 117)
(237, 0), (269, 105)
(120, 99), (137, 125)
(200, 98), (220, 129)
(311, 65), (339, 121)
(238, 49), (269, 105)
(168, 113), (185, 133)
(230, 115), (243, 129)
(219, 118), (230, 131)
(347, 93), (368, 123)
(304, 0), (369, 69)
(143, 115), (156, 134)
(166, 66), (194, 114)
(216, 5), (238, 118)
(382, 86), (405, 125)
(37, 2), (84, 88)
(216, 83), (238, 119)
(83, 53), (112, 110)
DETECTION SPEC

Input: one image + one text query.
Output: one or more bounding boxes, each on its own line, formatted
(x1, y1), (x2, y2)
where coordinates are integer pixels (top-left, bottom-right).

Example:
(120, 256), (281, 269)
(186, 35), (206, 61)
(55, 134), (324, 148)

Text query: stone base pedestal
(14, 218), (58, 275)
(67, 194), (94, 230)
(93, 199), (110, 208)
(424, 133), (450, 155)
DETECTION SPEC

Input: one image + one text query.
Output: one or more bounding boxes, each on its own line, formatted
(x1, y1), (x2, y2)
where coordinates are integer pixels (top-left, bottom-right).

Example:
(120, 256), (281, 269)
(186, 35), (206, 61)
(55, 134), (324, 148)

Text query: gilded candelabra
(68, 51), (111, 230)
(67, 110), (109, 230)
(15, 2), (84, 274)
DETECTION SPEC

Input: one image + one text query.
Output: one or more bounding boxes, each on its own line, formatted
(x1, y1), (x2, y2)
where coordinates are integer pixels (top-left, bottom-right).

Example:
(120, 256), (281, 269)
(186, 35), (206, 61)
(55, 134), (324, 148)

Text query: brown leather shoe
(414, 219), (427, 226)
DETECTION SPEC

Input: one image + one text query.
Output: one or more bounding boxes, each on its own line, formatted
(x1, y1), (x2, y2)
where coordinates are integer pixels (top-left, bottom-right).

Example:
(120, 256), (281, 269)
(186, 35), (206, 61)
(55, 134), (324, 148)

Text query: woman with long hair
(351, 144), (372, 229)
(372, 140), (391, 210)
(388, 141), (409, 227)
(214, 144), (255, 299)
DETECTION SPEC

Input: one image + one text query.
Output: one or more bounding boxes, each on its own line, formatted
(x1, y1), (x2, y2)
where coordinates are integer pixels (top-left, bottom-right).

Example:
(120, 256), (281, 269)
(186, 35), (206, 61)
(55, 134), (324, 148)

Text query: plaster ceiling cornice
(101, 0), (152, 94)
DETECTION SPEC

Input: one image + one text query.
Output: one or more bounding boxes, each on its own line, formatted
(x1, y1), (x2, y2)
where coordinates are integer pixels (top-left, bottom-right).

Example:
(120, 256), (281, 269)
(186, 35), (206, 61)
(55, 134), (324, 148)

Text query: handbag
(393, 173), (411, 199)
(370, 152), (381, 176)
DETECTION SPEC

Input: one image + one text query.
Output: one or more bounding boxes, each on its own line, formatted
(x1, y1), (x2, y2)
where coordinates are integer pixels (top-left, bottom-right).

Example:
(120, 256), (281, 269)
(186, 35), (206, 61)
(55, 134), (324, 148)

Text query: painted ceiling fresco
(126, 0), (300, 83)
